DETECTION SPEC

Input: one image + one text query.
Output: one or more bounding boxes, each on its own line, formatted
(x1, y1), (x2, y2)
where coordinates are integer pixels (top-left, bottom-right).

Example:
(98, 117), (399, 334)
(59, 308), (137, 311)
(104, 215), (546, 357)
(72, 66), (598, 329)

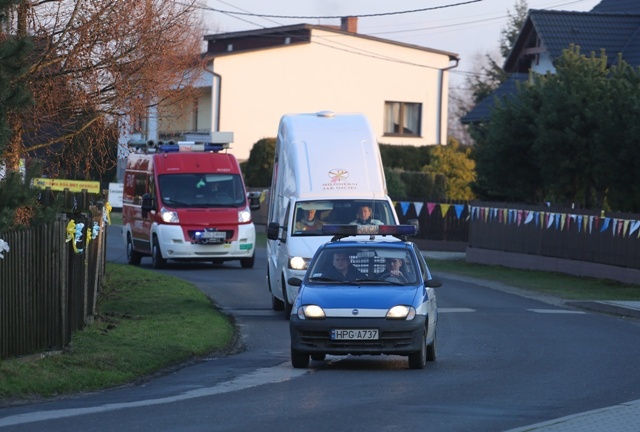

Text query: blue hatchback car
(288, 225), (443, 369)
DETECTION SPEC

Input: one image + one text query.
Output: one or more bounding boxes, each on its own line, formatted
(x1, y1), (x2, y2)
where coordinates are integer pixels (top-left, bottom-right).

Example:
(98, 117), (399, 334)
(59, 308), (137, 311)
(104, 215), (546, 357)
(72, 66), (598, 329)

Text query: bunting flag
(524, 211), (534, 224)
(0, 239), (9, 259)
(414, 202), (424, 216)
(427, 202), (437, 215)
(400, 201), (411, 216)
(463, 204), (639, 241)
(440, 204), (451, 217)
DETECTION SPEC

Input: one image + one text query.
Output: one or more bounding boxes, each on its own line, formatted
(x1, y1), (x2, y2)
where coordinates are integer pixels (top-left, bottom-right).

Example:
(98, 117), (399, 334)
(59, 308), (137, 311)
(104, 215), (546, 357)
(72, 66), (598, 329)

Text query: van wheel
(126, 234), (142, 266)
(240, 252), (255, 268)
(282, 280), (292, 320)
(151, 237), (167, 269)
(268, 270), (284, 311)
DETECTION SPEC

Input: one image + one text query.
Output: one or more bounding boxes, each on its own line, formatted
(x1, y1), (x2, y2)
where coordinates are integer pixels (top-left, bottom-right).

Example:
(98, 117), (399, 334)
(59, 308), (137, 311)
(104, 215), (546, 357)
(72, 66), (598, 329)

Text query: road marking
(439, 308), (475, 313)
(0, 362), (307, 427)
(527, 309), (586, 314)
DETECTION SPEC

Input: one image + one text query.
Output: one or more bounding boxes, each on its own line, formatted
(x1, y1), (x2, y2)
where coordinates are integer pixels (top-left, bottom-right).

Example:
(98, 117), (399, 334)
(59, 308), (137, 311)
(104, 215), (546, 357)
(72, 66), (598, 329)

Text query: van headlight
(160, 207), (179, 223)
(238, 207), (252, 223)
(289, 256), (310, 270)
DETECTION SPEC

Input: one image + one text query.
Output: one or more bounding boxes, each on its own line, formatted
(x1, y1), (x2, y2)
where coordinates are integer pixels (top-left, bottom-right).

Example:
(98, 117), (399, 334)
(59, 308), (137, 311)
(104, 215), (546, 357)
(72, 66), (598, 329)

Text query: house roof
(460, 73), (528, 124)
(505, 10), (640, 71)
(591, 0), (640, 13)
(463, 0), (640, 125)
(203, 23), (459, 61)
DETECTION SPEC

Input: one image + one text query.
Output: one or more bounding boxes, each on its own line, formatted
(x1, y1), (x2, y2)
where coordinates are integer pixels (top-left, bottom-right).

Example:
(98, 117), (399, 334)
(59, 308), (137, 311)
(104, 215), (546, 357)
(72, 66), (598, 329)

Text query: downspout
(204, 60), (222, 132)
(436, 57), (460, 145)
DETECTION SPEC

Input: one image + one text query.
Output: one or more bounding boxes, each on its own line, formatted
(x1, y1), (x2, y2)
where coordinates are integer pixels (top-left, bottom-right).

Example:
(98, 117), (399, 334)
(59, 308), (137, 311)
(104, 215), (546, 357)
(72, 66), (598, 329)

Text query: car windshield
(306, 247), (419, 285)
(291, 199), (397, 236)
(158, 173), (246, 208)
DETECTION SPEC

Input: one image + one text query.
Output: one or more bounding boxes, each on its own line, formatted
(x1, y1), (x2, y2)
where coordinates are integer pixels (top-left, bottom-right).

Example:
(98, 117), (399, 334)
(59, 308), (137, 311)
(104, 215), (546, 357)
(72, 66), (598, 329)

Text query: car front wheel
(291, 348), (309, 369)
(408, 328), (427, 369)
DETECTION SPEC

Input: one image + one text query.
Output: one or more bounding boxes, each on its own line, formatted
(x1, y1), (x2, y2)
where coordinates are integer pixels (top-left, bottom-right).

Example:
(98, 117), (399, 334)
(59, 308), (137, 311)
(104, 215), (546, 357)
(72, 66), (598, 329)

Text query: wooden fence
(0, 203), (108, 360)
(467, 201), (640, 271)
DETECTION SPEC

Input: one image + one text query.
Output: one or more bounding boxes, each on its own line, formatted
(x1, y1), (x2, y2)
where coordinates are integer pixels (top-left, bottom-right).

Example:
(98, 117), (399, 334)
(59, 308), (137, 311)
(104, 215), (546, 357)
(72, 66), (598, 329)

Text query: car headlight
(297, 305), (326, 320)
(160, 207), (179, 223)
(289, 256), (310, 270)
(238, 207), (252, 223)
(386, 305), (416, 320)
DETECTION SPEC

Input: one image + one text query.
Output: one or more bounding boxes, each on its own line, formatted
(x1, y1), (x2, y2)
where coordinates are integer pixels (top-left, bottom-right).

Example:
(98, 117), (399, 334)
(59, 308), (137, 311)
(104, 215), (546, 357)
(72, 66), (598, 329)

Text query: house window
(384, 102), (421, 137)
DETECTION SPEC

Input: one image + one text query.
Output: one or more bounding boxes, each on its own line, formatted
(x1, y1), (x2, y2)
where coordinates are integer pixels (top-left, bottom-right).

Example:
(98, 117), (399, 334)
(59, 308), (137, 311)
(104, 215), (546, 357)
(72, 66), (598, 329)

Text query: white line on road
(0, 362), (307, 428)
(527, 309), (586, 314)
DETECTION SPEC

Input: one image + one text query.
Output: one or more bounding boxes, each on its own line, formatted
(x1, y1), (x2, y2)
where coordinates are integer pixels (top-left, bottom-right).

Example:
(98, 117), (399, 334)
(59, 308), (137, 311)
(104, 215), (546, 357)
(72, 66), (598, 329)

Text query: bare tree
(2, 0), (205, 177)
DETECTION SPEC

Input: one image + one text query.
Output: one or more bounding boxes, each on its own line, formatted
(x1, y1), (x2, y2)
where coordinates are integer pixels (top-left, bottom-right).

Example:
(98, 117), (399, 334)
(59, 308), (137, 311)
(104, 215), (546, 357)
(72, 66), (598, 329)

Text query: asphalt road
(1, 225), (640, 431)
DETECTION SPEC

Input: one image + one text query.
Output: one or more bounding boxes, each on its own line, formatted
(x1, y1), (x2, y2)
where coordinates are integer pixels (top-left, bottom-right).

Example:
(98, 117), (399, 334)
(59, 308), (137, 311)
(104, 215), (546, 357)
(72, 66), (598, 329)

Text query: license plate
(202, 231), (226, 239)
(331, 329), (378, 340)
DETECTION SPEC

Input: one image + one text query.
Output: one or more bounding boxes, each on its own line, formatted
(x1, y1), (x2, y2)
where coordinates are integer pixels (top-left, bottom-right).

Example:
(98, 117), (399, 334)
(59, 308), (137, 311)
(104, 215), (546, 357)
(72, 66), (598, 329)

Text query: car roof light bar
(127, 140), (229, 154)
(322, 224), (418, 240)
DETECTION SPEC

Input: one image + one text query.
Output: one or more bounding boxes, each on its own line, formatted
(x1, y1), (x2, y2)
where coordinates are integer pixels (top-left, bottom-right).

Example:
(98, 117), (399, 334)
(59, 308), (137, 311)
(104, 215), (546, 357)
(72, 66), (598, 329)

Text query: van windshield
(158, 174), (246, 208)
(291, 199), (396, 236)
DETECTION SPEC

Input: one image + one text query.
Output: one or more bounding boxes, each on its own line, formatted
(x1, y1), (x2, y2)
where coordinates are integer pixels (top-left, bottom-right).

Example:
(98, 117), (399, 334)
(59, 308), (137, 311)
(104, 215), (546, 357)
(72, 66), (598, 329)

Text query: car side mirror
(426, 278), (442, 288)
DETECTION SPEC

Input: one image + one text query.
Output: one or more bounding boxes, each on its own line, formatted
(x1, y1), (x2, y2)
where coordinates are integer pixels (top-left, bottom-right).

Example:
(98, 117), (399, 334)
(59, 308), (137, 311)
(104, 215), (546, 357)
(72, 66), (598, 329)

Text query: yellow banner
(32, 178), (100, 193)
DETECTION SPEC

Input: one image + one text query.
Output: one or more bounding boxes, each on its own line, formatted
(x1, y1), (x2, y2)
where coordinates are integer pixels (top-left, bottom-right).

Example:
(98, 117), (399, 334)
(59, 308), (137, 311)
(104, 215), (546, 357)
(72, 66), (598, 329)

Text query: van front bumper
(155, 223), (255, 259)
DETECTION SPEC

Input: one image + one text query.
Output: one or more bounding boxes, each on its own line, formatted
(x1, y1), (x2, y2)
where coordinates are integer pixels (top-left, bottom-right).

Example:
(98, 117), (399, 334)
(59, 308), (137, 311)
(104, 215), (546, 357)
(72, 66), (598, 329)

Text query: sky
(200, 0), (602, 88)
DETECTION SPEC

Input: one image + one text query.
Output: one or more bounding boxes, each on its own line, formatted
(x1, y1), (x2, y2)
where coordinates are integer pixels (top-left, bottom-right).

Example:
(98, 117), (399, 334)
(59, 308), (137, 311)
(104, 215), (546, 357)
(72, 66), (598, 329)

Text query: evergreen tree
(423, 138), (476, 200)
(243, 138), (275, 188)
(0, 0), (33, 159)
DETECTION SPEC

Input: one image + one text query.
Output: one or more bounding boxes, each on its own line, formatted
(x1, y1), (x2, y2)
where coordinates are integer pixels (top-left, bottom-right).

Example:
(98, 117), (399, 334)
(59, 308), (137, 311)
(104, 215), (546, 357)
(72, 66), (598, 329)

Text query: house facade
(153, 17), (458, 161)
(462, 0), (640, 124)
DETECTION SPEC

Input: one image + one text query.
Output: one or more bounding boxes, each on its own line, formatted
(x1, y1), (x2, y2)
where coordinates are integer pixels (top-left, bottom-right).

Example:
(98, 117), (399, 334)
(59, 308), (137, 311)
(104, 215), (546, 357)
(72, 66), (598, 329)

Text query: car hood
(298, 285), (420, 310)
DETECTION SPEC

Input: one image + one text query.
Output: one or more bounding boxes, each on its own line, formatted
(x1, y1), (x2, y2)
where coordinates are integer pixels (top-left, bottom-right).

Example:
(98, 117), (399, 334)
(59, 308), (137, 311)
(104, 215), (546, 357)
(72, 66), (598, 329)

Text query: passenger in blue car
(323, 252), (366, 281)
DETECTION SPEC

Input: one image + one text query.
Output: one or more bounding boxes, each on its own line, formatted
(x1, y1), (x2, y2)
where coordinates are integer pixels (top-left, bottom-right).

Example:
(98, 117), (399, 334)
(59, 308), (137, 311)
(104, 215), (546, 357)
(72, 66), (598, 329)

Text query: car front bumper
(290, 315), (427, 356)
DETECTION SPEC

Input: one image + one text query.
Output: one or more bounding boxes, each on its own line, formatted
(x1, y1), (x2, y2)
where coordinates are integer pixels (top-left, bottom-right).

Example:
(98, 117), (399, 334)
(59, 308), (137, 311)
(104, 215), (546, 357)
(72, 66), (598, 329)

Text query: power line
(198, 0), (484, 20)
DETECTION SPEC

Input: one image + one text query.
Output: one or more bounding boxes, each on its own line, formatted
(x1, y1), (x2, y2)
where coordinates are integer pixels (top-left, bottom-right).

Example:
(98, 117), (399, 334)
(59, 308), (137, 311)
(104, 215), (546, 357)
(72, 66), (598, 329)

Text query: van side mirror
(141, 193), (154, 216)
(247, 191), (261, 211)
(267, 222), (281, 241)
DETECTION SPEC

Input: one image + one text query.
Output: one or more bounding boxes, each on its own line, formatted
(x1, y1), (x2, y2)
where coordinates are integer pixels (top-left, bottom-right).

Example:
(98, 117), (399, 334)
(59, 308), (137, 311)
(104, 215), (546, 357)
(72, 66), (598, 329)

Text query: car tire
(268, 270), (284, 311)
(126, 234), (142, 266)
(151, 236), (167, 269)
(282, 280), (292, 320)
(311, 353), (326, 361)
(408, 328), (427, 369)
(427, 330), (437, 362)
(240, 252), (255, 268)
(291, 348), (309, 369)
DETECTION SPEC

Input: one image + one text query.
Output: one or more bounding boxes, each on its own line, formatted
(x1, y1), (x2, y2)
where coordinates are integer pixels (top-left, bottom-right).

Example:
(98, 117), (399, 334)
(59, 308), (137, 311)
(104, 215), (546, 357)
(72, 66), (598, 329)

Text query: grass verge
(0, 263), (236, 404)
(427, 258), (640, 301)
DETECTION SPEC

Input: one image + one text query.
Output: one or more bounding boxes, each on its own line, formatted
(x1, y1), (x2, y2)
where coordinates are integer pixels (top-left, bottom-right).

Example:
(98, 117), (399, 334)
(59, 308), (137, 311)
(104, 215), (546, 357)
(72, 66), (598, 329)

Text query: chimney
(340, 16), (358, 33)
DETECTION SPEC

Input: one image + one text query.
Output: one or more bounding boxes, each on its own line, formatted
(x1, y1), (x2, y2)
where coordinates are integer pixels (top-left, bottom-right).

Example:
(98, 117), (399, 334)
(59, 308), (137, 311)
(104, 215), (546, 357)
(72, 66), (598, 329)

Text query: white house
(154, 17), (459, 161)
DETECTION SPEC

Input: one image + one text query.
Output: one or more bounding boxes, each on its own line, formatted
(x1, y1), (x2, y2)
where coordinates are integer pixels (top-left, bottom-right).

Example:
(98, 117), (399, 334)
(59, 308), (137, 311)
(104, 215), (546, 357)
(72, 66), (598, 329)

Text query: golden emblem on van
(328, 169), (349, 183)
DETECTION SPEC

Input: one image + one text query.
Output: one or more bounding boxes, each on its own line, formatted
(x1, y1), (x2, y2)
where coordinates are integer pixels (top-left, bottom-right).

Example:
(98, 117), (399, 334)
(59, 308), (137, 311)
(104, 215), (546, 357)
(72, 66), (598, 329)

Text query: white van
(266, 111), (400, 318)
